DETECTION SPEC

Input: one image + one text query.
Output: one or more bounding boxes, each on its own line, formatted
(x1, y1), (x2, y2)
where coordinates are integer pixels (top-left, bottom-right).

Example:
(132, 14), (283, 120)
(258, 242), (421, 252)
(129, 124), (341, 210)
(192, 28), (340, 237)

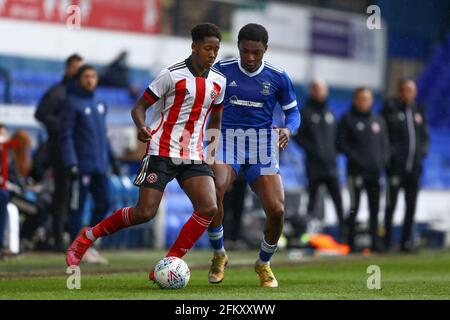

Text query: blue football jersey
(213, 58), (298, 130)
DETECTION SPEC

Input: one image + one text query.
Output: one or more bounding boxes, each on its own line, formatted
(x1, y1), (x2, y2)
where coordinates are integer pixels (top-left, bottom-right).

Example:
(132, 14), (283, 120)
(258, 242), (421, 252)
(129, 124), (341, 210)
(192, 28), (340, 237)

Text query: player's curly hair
(191, 23), (222, 42)
(238, 23), (268, 46)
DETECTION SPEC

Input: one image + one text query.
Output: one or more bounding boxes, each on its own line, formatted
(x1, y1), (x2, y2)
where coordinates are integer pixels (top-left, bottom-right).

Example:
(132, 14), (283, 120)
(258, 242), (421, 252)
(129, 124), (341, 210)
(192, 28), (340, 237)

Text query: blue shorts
(216, 128), (280, 185)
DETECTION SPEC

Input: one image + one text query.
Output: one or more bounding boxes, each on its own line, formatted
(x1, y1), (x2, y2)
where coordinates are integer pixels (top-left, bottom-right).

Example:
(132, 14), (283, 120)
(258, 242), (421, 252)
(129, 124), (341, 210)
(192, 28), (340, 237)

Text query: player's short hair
(398, 78), (416, 88)
(191, 23), (222, 42)
(0, 123), (6, 131)
(65, 54), (83, 67)
(75, 64), (97, 80)
(238, 23), (268, 46)
(352, 87), (372, 99)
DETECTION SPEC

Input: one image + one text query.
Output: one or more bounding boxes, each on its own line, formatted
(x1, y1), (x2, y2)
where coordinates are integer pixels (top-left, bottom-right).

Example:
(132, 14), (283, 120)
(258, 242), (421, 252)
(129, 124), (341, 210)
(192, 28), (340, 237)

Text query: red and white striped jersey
(143, 57), (226, 160)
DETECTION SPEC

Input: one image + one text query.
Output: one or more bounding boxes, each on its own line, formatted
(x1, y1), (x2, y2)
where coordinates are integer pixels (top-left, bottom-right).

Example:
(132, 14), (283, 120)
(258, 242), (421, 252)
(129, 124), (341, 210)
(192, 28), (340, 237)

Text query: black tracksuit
(222, 171), (247, 242)
(34, 77), (72, 250)
(337, 107), (390, 251)
(381, 98), (430, 250)
(294, 99), (344, 230)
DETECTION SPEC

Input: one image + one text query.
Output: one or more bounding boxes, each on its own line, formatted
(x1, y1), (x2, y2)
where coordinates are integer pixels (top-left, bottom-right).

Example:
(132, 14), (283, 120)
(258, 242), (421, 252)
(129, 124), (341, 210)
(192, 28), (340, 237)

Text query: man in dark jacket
(34, 54), (83, 251)
(337, 88), (389, 252)
(294, 80), (344, 235)
(381, 79), (430, 252)
(60, 65), (113, 264)
(99, 51), (139, 98)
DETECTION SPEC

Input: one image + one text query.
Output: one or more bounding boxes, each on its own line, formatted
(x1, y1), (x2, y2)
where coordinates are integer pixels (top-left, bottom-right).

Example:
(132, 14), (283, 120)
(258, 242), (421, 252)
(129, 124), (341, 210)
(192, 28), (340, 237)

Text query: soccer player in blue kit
(206, 23), (300, 287)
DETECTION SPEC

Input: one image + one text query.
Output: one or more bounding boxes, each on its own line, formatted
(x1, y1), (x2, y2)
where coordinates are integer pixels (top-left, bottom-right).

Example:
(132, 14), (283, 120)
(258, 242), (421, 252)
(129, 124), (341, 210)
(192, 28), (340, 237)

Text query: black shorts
(133, 155), (215, 192)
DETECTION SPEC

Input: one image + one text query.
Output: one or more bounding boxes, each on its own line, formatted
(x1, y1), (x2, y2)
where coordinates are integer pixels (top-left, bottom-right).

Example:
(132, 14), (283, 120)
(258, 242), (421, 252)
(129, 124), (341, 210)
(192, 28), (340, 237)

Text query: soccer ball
(153, 256), (191, 289)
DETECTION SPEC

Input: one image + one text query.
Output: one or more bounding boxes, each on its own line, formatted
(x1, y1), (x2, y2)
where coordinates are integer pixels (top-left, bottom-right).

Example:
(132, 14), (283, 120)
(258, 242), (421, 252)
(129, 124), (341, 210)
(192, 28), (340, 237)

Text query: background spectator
(382, 79), (430, 252)
(0, 124), (25, 257)
(34, 53), (84, 252)
(99, 51), (139, 99)
(337, 88), (390, 252)
(59, 65), (114, 264)
(294, 80), (344, 238)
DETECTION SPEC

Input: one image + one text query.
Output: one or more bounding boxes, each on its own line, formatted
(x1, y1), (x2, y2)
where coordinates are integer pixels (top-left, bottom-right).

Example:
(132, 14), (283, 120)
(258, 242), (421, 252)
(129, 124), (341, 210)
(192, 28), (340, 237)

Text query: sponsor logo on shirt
(229, 96), (263, 108)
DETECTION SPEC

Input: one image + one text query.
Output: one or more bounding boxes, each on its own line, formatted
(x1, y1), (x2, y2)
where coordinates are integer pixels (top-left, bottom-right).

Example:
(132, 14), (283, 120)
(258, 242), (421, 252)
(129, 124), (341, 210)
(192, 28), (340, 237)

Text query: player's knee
(267, 203), (284, 220)
(198, 204), (218, 218)
(134, 202), (158, 222)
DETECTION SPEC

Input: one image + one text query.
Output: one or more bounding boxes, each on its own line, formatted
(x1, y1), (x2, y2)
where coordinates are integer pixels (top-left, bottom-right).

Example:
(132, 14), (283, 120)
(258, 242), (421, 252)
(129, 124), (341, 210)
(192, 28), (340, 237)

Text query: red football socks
(166, 212), (213, 258)
(91, 207), (133, 239)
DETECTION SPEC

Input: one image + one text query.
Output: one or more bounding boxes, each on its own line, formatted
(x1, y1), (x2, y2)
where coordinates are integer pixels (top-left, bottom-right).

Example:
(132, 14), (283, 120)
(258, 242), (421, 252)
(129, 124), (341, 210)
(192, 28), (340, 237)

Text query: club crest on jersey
(146, 173), (158, 184)
(261, 82), (271, 95)
(415, 113), (423, 125)
(210, 89), (218, 100)
(97, 103), (105, 114)
(371, 121), (381, 134)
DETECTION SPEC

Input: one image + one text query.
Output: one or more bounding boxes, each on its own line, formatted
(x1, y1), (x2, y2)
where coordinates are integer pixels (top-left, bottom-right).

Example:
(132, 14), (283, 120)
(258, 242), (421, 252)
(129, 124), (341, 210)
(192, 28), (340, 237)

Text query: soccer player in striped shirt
(66, 23), (227, 279)
(206, 24), (300, 287)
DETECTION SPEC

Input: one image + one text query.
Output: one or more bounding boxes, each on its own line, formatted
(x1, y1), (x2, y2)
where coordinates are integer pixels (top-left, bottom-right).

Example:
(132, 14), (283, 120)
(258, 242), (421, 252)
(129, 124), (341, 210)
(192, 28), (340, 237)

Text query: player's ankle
(256, 259), (270, 267)
(214, 248), (226, 256)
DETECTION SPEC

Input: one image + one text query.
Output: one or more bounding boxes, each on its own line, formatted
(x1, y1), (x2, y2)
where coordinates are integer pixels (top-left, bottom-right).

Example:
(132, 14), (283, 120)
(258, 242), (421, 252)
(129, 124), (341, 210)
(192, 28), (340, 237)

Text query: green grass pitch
(1, 249), (450, 300)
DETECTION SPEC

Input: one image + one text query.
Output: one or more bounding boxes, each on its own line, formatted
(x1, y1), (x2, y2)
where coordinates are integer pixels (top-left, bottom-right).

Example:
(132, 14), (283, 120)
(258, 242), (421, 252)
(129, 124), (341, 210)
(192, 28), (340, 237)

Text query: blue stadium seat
(166, 192), (193, 215)
(166, 180), (183, 193)
(0, 81), (4, 102)
(97, 87), (134, 107)
(109, 175), (126, 210)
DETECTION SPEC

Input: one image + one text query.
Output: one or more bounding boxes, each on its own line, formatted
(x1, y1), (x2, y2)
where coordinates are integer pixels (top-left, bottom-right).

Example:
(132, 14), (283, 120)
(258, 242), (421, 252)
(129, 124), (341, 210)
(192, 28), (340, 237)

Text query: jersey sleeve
(212, 61), (222, 73)
(211, 77), (226, 112)
(147, 68), (172, 100)
(215, 78), (226, 105)
(278, 71), (298, 111)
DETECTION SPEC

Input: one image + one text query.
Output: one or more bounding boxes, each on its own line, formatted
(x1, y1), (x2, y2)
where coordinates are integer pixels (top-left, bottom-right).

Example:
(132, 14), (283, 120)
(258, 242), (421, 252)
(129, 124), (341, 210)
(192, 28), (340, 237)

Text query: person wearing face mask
(337, 88), (390, 253)
(381, 80), (430, 253)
